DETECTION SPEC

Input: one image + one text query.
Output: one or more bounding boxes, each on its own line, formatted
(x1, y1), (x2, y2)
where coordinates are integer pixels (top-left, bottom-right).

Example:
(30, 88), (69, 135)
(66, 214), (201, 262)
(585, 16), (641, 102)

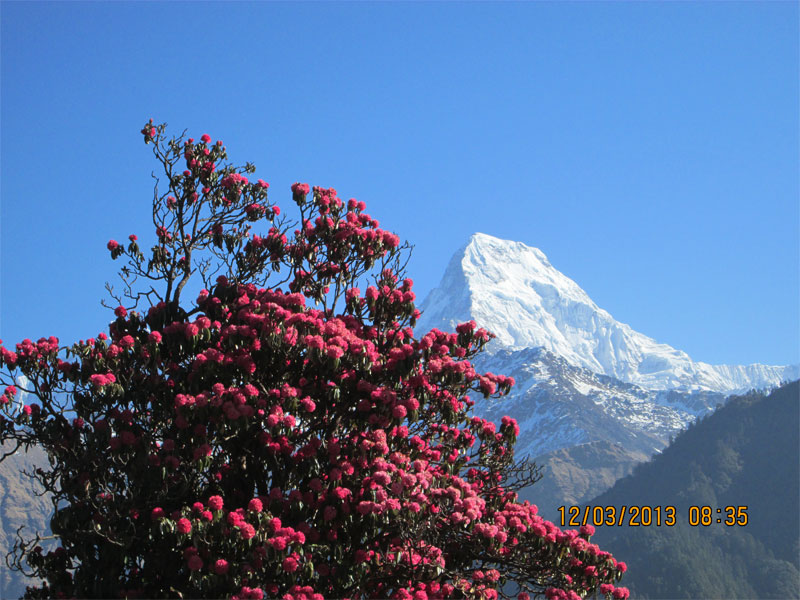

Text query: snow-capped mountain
(466, 344), (730, 515)
(470, 346), (722, 459)
(418, 233), (798, 394)
(416, 233), (798, 513)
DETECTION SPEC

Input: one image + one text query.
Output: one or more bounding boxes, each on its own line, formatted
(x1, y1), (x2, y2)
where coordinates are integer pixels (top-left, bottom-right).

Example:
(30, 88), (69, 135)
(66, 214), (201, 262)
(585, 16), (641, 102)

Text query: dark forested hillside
(586, 381), (800, 599)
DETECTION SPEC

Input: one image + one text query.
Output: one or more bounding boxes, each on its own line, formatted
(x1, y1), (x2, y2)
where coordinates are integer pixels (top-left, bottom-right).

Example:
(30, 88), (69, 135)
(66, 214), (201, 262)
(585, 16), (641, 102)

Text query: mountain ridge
(418, 232), (798, 393)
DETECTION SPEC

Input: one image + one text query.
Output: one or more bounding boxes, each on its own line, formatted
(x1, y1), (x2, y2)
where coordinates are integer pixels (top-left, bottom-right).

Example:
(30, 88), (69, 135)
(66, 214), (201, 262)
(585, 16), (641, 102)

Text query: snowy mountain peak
(460, 233), (603, 333)
(418, 233), (798, 393)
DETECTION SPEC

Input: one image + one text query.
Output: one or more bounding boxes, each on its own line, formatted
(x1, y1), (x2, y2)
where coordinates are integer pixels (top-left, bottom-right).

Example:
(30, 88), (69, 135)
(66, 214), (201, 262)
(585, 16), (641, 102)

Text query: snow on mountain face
(469, 347), (706, 459)
(418, 233), (798, 393)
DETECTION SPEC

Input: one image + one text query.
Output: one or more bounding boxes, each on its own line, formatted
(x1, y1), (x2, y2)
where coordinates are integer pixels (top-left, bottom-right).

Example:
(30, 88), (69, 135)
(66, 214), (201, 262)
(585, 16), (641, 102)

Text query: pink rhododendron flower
(213, 559), (229, 574)
(239, 523), (256, 540)
(291, 182), (310, 200)
(187, 555), (203, 571)
(268, 536), (288, 551)
(282, 556), (299, 573)
(176, 518), (192, 534)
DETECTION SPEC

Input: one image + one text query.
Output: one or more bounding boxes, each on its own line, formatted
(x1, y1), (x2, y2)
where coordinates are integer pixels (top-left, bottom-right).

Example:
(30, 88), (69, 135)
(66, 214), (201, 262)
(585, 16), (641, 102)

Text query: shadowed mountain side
(586, 381), (800, 599)
(516, 441), (650, 523)
(0, 443), (50, 599)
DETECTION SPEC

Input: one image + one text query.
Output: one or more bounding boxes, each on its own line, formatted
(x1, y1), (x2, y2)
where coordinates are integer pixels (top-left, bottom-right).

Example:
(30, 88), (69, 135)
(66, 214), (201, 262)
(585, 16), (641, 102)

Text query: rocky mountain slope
(471, 346), (723, 460)
(468, 346), (727, 517)
(0, 443), (50, 599)
(514, 440), (649, 523)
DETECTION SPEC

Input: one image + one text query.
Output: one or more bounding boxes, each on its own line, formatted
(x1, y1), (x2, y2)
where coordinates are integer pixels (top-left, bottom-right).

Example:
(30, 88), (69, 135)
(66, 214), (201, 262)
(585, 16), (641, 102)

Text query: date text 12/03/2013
(557, 505), (749, 527)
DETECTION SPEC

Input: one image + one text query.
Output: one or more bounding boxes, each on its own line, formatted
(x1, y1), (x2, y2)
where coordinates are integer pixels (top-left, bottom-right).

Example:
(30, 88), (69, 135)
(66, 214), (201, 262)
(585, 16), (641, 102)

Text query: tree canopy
(0, 121), (627, 600)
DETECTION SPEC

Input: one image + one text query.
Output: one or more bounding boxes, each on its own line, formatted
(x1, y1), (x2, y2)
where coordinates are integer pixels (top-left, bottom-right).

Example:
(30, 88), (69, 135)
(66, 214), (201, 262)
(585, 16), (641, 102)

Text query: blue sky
(1, 1), (797, 367)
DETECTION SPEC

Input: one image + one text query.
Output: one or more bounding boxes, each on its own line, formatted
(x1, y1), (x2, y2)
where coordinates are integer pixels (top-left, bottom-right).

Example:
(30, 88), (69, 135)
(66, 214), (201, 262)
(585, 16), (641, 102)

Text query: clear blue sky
(1, 1), (797, 367)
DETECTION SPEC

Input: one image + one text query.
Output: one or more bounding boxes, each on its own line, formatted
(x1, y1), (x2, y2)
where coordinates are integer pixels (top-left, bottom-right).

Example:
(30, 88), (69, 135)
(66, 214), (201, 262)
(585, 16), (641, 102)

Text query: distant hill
(516, 440), (649, 522)
(586, 381), (800, 599)
(0, 443), (50, 599)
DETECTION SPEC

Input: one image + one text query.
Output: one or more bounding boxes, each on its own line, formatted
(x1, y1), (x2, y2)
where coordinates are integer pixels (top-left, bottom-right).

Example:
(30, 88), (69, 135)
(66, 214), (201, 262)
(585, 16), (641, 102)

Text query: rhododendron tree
(0, 121), (628, 600)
